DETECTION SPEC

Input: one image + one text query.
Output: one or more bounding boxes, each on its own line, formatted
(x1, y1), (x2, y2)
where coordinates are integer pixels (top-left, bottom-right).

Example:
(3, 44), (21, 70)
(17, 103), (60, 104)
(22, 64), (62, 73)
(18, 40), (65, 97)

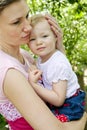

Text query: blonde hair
(30, 14), (46, 27)
(30, 14), (65, 54)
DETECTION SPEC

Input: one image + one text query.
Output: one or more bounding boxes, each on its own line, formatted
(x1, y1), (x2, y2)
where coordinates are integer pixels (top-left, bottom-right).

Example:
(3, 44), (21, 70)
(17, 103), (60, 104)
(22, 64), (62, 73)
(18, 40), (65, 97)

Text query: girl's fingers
(30, 69), (42, 77)
(29, 69), (42, 82)
(29, 65), (37, 72)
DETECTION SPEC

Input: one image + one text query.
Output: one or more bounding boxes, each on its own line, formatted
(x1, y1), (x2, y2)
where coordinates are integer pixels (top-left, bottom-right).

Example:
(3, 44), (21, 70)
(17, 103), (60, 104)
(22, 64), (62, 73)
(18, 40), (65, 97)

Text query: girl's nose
(36, 39), (42, 45)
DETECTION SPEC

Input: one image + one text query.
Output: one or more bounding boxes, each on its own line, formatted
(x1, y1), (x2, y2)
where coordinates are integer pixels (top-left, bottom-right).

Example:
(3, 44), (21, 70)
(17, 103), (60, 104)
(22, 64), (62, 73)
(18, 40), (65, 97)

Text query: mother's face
(0, 0), (31, 47)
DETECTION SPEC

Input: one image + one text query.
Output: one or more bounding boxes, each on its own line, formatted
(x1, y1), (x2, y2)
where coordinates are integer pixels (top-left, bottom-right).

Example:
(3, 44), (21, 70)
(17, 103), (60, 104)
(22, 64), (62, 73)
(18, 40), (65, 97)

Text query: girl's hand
(45, 14), (65, 53)
(28, 65), (42, 85)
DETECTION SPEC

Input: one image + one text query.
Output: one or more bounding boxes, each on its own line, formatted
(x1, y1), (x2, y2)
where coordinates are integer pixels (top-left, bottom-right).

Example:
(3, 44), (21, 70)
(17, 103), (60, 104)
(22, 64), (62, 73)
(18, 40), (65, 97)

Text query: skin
(0, 0), (86, 130)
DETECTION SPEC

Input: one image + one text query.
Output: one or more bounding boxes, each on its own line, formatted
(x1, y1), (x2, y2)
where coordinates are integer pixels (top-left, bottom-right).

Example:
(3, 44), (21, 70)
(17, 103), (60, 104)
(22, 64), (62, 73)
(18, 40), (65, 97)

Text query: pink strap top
(0, 49), (34, 130)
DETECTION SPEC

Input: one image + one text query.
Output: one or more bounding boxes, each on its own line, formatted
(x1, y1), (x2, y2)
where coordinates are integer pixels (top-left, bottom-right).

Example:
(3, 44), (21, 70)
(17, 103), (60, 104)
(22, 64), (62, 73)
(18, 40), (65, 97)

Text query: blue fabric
(47, 90), (86, 121)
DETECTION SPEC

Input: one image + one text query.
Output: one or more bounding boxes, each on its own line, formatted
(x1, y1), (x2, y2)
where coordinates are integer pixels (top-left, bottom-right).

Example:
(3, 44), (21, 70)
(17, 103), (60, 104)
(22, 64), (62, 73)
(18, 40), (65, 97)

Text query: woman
(0, 0), (86, 130)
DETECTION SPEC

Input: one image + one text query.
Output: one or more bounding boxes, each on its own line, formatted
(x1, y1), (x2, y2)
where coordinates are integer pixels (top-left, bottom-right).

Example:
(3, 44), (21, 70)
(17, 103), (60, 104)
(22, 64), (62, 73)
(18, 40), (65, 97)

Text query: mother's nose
(23, 20), (32, 32)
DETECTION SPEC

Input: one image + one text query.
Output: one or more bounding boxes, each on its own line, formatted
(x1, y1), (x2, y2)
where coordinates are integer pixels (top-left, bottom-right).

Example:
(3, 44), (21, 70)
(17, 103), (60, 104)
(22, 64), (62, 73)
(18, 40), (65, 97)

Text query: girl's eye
(43, 35), (48, 38)
(30, 38), (35, 41)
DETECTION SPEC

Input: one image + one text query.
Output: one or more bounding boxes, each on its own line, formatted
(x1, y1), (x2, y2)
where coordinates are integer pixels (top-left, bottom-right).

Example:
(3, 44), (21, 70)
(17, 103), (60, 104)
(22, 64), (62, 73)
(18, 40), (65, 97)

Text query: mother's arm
(64, 112), (87, 130)
(4, 69), (87, 130)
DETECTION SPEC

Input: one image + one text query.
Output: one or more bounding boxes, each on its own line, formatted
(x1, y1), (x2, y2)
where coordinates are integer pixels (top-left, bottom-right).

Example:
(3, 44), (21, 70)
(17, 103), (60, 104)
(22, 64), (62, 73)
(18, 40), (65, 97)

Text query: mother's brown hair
(0, 0), (24, 12)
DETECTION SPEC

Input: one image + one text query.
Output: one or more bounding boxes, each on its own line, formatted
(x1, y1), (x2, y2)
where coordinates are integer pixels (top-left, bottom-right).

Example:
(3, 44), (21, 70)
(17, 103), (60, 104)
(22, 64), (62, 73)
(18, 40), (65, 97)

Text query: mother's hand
(45, 14), (65, 54)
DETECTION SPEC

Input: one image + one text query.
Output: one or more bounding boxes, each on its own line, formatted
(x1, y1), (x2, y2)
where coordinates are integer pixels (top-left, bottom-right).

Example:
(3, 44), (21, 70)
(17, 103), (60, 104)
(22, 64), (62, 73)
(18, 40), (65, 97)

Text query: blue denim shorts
(47, 90), (86, 121)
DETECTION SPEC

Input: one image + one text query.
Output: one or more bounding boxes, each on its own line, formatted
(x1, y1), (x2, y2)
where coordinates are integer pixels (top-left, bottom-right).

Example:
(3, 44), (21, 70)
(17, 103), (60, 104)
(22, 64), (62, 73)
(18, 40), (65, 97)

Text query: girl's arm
(29, 68), (67, 106)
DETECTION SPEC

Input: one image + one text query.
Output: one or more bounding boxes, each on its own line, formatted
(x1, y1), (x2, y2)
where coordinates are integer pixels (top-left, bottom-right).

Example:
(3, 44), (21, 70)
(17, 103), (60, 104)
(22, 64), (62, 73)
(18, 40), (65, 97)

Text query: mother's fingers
(51, 25), (63, 37)
(45, 14), (61, 29)
(46, 17), (59, 30)
(45, 14), (57, 25)
(48, 20), (62, 34)
(45, 14), (62, 35)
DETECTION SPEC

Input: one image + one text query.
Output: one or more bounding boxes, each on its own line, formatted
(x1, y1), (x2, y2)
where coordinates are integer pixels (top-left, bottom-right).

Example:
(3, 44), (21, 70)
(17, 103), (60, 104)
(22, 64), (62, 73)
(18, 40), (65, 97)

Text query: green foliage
(0, 114), (7, 128)
(59, 2), (87, 75)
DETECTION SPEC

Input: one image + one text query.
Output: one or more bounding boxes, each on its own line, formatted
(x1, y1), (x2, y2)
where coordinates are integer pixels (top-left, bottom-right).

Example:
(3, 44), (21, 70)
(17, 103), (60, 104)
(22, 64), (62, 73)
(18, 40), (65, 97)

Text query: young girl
(28, 14), (86, 122)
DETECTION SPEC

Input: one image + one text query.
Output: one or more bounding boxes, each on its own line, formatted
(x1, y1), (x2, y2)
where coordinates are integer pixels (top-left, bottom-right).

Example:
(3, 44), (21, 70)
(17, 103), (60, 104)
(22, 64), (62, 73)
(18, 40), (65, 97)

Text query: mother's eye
(13, 20), (20, 25)
(26, 13), (29, 19)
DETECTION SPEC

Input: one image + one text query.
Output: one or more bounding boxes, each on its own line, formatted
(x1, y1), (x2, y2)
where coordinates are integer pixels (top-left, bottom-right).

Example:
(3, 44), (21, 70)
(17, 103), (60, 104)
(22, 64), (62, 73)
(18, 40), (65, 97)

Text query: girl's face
(0, 0), (31, 47)
(29, 20), (57, 62)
